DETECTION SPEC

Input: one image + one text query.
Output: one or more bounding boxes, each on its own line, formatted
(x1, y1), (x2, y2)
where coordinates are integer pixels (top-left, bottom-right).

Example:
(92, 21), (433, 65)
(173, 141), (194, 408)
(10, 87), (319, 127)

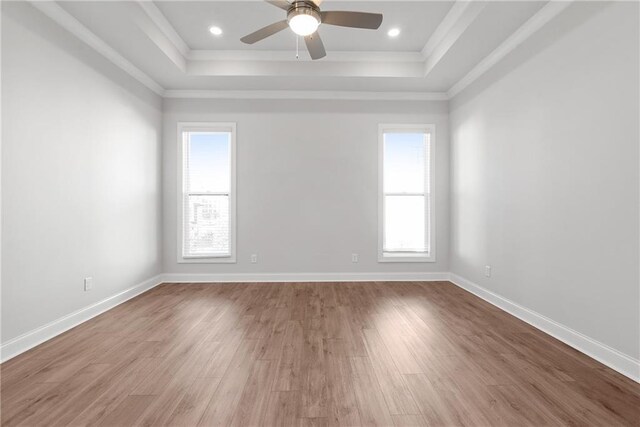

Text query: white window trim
(378, 123), (436, 263)
(177, 122), (237, 264)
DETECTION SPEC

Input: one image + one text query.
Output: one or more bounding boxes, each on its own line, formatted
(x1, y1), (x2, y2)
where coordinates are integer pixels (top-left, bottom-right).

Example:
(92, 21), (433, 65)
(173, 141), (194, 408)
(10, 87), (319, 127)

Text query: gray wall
(1, 3), (163, 342)
(449, 2), (639, 359)
(163, 99), (450, 275)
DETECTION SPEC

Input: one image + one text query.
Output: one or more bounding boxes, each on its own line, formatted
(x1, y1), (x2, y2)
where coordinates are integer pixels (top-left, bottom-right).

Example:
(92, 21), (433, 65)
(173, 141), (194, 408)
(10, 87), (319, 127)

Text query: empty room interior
(1, 0), (639, 425)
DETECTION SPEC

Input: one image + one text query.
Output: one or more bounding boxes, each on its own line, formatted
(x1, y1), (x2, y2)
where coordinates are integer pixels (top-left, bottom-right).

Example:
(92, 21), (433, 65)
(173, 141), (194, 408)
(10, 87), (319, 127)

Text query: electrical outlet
(251, 254), (258, 264)
(84, 277), (93, 291)
(352, 253), (359, 263)
(485, 265), (492, 278)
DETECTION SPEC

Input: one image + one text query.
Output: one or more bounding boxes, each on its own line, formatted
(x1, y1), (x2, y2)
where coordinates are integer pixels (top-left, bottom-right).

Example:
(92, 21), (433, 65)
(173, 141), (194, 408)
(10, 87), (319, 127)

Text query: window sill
(378, 253), (435, 263)
(178, 256), (236, 264)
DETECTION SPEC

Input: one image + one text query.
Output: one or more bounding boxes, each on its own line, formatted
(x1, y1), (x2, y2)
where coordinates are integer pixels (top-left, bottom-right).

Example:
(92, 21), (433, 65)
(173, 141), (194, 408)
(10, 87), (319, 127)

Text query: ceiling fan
(240, 0), (383, 60)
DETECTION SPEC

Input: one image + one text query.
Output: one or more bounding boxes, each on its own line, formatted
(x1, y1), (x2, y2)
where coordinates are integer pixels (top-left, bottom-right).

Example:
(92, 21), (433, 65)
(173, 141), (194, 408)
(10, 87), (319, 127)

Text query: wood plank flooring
(1, 281), (639, 426)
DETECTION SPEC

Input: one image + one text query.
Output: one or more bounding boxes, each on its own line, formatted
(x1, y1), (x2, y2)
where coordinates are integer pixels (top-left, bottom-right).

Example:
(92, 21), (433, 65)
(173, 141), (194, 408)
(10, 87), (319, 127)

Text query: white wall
(163, 99), (449, 276)
(450, 2), (639, 360)
(1, 3), (163, 343)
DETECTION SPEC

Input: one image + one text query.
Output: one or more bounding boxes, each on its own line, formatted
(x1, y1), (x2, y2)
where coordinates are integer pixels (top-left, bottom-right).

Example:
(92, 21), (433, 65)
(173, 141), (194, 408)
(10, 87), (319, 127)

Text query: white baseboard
(449, 273), (640, 383)
(160, 272), (450, 283)
(0, 274), (164, 363)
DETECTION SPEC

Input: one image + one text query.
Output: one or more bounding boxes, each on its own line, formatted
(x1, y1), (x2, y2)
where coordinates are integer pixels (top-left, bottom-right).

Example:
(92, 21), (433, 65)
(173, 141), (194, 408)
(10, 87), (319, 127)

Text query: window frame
(177, 122), (237, 264)
(378, 123), (436, 263)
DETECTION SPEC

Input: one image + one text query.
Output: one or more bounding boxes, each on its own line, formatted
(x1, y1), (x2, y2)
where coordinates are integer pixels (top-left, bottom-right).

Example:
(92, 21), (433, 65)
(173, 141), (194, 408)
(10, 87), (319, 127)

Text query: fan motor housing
(287, 1), (321, 26)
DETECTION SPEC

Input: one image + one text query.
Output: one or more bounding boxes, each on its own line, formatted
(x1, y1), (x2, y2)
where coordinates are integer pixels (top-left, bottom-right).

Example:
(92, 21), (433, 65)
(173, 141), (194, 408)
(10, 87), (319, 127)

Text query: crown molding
(188, 49), (424, 63)
(421, 0), (471, 59)
(448, 1), (572, 99)
(137, 1), (189, 57)
(163, 90), (450, 101)
(30, 1), (165, 96)
(423, 1), (486, 77)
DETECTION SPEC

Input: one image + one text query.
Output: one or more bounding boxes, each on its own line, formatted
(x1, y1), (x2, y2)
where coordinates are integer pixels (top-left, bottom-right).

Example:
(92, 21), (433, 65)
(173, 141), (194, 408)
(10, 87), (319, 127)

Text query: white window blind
(179, 123), (236, 261)
(379, 125), (434, 262)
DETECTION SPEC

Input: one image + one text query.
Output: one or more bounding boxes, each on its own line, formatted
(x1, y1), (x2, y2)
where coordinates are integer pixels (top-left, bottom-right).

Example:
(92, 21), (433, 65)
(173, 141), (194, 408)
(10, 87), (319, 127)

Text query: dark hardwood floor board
(230, 359), (279, 426)
(272, 319), (304, 392)
(485, 384), (568, 426)
(298, 416), (330, 427)
(324, 343), (362, 426)
(290, 284), (312, 321)
(0, 380), (61, 426)
(198, 331), (244, 378)
(164, 377), (223, 426)
(275, 282), (295, 309)
(348, 355), (395, 426)
(372, 316), (425, 375)
(335, 305), (367, 357)
(394, 304), (460, 357)
(0, 357), (58, 401)
(245, 301), (284, 340)
(298, 328), (328, 418)
(134, 340), (222, 426)
(4, 362), (113, 426)
(196, 338), (262, 426)
(258, 306), (291, 360)
(1, 281), (638, 426)
(64, 357), (160, 426)
(263, 390), (299, 426)
(403, 372), (460, 426)
(96, 394), (156, 427)
(391, 413), (429, 427)
(43, 357), (152, 427)
(361, 328), (421, 415)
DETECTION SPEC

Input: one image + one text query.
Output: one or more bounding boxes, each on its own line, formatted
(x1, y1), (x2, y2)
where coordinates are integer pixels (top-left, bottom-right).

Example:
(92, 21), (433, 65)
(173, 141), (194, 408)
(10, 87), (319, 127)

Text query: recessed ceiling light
(209, 26), (223, 36)
(387, 28), (400, 38)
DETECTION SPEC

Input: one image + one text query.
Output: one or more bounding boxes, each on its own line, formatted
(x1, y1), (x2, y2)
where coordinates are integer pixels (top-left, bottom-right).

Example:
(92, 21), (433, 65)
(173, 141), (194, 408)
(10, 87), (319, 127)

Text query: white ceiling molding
(163, 90), (449, 101)
(137, 1), (189, 58)
(30, 1), (165, 96)
(421, 0), (468, 58)
(422, 1), (486, 77)
(135, 2), (187, 72)
(188, 50), (425, 63)
(137, 16), (187, 72)
(186, 59), (425, 78)
(447, 1), (573, 99)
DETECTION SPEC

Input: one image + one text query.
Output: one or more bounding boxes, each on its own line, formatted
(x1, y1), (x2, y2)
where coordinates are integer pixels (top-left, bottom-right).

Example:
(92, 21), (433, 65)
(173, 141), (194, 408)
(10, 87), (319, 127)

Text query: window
(378, 124), (434, 262)
(178, 123), (236, 263)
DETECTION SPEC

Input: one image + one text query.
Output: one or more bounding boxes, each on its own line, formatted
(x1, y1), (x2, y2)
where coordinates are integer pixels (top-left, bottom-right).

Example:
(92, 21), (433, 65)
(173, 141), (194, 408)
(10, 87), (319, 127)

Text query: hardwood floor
(1, 281), (639, 426)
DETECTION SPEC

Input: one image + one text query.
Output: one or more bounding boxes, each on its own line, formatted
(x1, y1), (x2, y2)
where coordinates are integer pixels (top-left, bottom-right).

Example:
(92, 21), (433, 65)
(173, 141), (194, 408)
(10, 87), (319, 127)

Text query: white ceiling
(47, 0), (567, 96)
(154, 1), (454, 52)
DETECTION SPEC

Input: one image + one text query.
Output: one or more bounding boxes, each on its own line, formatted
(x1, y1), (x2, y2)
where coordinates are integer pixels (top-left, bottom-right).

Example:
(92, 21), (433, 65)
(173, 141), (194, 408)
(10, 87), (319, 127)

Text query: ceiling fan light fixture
(288, 8), (321, 36)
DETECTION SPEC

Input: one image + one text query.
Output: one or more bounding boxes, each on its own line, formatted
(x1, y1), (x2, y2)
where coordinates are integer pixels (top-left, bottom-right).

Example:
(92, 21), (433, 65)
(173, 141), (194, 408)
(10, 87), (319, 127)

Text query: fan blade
(309, 0), (323, 6)
(320, 11), (383, 29)
(241, 20), (289, 44)
(265, 0), (290, 10)
(304, 32), (326, 60)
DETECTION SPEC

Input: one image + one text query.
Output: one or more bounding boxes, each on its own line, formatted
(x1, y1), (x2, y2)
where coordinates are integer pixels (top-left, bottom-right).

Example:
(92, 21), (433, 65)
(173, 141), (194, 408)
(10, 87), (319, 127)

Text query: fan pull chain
(296, 36), (299, 59)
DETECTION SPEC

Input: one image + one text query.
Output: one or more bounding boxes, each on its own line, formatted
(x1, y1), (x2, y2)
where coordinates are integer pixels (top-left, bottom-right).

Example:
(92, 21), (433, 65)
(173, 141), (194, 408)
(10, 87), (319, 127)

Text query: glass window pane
(187, 195), (229, 255)
(384, 195), (427, 252)
(383, 132), (426, 193)
(187, 132), (230, 193)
